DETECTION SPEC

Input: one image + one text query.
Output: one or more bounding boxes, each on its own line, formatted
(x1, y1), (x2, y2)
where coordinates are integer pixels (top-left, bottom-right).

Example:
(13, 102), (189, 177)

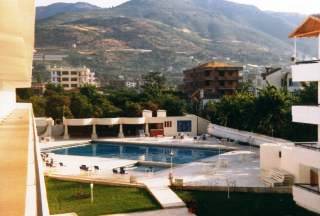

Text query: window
(164, 121), (172, 128)
(219, 81), (225, 86)
(71, 71), (78, 75)
(177, 120), (192, 132)
(205, 80), (210, 86)
(63, 84), (69, 87)
(71, 84), (77, 88)
(219, 71), (224, 77)
(204, 70), (210, 76)
(62, 78), (69, 81)
(57, 71), (61, 76)
(288, 78), (293, 87)
(62, 71), (69, 75)
(228, 71), (234, 76)
(71, 78), (78, 82)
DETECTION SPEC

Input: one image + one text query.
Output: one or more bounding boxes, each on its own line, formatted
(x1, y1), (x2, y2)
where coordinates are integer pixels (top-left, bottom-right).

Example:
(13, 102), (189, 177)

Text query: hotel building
(261, 14), (320, 214)
(49, 65), (98, 90)
(183, 61), (242, 101)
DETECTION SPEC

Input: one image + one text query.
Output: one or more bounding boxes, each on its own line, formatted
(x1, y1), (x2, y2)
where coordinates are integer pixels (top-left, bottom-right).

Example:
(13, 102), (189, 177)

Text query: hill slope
(35, 0), (311, 83)
(36, 2), (100, 20)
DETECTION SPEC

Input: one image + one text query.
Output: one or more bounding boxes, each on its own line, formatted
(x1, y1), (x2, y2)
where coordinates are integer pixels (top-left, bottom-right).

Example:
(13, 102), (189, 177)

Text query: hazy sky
(36, 0), (319, 14)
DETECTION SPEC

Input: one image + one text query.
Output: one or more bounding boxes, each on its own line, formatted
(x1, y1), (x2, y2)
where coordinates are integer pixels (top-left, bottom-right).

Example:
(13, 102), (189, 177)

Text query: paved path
(144, 181), (186, 208)
(103, 207), (194, 216)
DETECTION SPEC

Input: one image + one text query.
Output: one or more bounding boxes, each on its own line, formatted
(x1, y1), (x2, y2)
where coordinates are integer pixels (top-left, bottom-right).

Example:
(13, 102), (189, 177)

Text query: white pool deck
(41, 137), (263, 215)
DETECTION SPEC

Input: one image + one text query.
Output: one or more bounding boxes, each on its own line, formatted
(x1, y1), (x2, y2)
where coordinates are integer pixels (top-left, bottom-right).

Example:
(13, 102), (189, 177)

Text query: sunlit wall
(0, 0), (35, 117)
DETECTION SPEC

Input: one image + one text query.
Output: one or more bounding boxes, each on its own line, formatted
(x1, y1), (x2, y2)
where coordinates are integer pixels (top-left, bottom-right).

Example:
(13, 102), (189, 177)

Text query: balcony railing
(296, 59), (320, 65)
(295, 184), (320, 195)
(295, 142), (320, 151)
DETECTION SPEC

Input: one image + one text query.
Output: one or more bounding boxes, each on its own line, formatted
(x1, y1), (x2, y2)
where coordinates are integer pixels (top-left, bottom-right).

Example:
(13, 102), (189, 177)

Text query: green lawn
(175, 190), (319, 216)
(45, 178), (161, 216)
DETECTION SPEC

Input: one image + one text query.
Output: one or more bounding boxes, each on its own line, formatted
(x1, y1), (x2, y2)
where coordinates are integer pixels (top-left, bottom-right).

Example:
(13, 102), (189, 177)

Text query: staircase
(262, 168), (294, 187)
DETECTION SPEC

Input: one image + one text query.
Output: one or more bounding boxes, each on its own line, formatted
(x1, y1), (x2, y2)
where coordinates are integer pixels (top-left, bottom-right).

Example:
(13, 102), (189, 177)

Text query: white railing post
(318, 34), (320, 59)
(294, 37), (297, 62)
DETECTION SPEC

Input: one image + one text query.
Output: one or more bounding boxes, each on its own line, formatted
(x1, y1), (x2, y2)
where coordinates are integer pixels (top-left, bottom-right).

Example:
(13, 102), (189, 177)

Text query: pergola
(289, 14), (320, 59)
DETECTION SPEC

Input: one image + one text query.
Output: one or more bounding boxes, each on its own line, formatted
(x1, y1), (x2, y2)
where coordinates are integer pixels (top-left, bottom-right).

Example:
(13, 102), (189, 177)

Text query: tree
(30, 96), (46, 117)
(44, 83), (64, 96)
(45, 94), (72, 120)
(70, 94), (93, 118)
(123, 102), (142, 117)
(159, 94), (187, 116)
(142, 72), (167, 97)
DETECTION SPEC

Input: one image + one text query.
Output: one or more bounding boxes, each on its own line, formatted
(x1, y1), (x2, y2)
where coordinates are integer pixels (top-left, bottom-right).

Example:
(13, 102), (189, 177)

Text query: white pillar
(63, 124), (70, 140)
(118, 124), (124, 138)
(318, 34), (320, 142)
(318, 34), (320, 59)
(293, 37), (297, 61)
(47, 120), (52, 139)
(145, 123), (150, 136)
(91, 124), (98, 140)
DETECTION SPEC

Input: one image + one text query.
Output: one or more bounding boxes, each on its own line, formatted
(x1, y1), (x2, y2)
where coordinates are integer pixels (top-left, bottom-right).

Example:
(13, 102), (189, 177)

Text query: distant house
(49, 65), (98, 90)
(183, 61), (243, 101)
(261, 67), (302, 92)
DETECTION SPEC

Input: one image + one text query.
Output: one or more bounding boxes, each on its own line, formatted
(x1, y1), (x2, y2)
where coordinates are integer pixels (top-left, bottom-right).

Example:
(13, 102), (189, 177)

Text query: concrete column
(145, 123), (150, 136)
(118, 124), (124, 138)
(63, 124), (70, 140)
(91, 124), (98, 140)
(47, 120), (52, 139)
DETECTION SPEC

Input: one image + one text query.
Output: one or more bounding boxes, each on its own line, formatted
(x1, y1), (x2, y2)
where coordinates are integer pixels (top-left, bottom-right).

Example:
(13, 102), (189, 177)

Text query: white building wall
(293, 186), (320, 214)
(0, 87), (16, 118)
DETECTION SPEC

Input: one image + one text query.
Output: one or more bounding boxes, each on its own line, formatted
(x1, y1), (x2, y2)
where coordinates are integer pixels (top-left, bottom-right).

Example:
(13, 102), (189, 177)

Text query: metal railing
(295, 59), (320, 65)
(294, 142), (320, 151)
(295, 184), (320, 195)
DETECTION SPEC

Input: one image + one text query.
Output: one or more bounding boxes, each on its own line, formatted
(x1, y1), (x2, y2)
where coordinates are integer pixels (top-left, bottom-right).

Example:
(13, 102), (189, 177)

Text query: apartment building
(0, 1), (49, 215)
(183, 61), (243, 101)
(50, 66), (98, 90)
(261, 14), (320, 214)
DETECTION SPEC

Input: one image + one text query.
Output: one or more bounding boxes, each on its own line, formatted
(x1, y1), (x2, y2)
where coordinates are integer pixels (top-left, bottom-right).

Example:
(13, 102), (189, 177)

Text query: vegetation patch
(175, 190), (319, 216)
(46, 177), (160, 216)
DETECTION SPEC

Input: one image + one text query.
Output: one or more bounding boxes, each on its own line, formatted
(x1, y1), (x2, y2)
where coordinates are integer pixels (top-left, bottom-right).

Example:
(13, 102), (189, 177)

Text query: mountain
(35, 0), (311, 83)
(36, 2), (101, 20)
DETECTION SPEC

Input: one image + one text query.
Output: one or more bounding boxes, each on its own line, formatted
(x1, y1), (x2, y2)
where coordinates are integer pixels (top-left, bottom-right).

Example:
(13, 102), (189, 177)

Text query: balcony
(293, 184), (320, 214)
(292, 60), (320, 82)
(292, 106), (320, 125)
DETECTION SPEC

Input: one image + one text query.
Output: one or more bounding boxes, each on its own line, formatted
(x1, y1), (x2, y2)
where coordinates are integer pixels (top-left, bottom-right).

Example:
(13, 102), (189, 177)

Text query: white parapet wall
(0, 88), (16, 118)
(292, 106), (320, 125)
(208, 124), (289, 146)
(292, 62), (320, 82)
(293, 185), (320, 214)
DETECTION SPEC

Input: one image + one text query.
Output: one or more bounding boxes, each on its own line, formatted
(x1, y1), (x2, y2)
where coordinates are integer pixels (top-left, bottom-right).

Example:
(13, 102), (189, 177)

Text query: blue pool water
(50, 142), (223, 164)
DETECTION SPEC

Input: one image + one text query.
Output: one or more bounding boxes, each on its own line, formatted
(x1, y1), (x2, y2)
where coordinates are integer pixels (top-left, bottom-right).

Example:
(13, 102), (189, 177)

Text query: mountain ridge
(35, 0), (313, 83)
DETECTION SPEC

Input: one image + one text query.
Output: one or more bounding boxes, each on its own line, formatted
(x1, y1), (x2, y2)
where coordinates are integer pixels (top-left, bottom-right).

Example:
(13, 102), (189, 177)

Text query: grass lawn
(175, 190), (319, 216)
(45, 177), (161, 216)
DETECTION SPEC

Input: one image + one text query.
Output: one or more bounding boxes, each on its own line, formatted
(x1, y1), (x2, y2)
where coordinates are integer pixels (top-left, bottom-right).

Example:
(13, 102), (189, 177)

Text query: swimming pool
(49, 142), (224, 164)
